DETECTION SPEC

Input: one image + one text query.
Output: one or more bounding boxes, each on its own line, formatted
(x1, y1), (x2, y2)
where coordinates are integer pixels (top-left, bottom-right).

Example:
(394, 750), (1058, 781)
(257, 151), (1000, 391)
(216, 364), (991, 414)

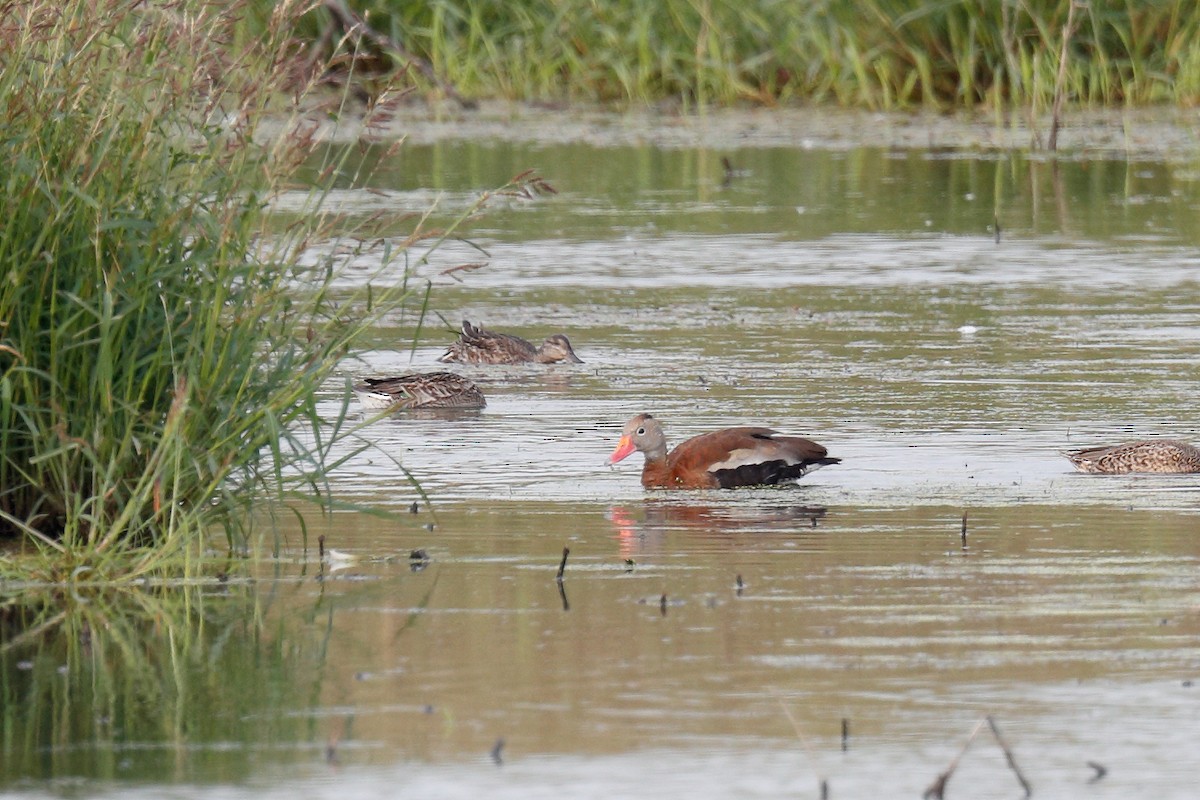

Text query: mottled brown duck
(437, 320), (583, 365)
(352, 372), (485, 411)
(606, 413), (839, 489)
(1065, 439), (1200, 474)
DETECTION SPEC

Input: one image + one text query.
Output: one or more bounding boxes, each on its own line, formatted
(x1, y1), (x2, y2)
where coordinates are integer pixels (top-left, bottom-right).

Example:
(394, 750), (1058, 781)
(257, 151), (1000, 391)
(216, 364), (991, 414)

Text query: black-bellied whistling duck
(1066, 439), (1200, 473)
(352, 372), (485, 411)
(437, 320), (583, 365)
(606, 413), (839, 489)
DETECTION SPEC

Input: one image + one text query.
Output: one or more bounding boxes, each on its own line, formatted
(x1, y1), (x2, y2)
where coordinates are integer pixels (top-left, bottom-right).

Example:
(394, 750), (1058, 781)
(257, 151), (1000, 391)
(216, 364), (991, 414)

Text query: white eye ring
(636, 427), (645, 435)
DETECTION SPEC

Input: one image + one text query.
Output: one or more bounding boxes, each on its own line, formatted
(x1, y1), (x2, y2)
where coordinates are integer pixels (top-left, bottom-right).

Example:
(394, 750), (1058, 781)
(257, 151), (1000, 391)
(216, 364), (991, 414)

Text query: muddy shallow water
(5, 111), (1200, 798)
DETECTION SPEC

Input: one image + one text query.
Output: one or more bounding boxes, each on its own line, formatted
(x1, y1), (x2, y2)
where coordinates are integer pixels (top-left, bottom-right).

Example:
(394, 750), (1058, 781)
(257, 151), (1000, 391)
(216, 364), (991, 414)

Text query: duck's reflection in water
(607, 497), (828, 558)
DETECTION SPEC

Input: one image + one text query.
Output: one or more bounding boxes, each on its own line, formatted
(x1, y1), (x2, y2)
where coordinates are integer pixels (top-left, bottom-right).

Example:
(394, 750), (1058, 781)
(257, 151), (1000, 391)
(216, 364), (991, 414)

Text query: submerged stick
(924, 716), (1032, 799)
(986, 716), (1032, 797)
(961, 511), (968, 549)
(776, 697), (828, 798)
(841, 717), (849, 752)
(721, 156), (736, 188)
(923, 717), (987, 799)
(490, 737), (505, 766)
(556, 546), (570, 582)
(557, 579), (570, 612)
(325, 715), (353, 766)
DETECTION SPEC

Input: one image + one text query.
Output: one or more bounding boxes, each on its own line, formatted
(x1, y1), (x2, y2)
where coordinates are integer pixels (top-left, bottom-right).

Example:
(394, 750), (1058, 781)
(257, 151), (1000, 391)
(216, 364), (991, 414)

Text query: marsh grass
(0, 0), (542, 582)
(315, 0), (1200, 109)
(0, 0), (337, 579)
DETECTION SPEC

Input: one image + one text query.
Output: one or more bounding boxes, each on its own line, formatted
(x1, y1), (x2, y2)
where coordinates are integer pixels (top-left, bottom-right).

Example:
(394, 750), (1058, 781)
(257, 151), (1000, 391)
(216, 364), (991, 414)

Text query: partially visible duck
(606, 413), (839, 489)
(437, 320), (583, 365)
(1065, 439), (1200, 474)
(352, 372), (485, 411)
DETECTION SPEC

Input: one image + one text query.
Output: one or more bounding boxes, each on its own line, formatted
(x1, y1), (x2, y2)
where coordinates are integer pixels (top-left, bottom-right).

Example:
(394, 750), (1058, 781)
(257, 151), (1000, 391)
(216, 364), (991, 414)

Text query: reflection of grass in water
(0, 583), (331, 783)
(0, 555), (445, 783)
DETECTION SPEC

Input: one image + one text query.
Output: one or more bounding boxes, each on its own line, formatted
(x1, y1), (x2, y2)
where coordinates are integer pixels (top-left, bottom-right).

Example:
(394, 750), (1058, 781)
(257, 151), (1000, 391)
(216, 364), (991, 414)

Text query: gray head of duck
(606, 413), (666, 464)
(536, 334), (583, 364)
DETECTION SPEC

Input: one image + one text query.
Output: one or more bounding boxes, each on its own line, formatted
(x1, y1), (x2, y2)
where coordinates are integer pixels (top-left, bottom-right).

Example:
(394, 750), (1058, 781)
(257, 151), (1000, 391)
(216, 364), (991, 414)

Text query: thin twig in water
(556, 546), (569, 582)
(987, 716), (1032, 797)
(776, 697), (829, 798)
(1086, 760), (1107, 783)
(721, 156), (736, 188)
(924, 716), (1031, 799)
(923, 717), (987, 799)
(490, 738), (505, 765)
(325, 715), (353, 766)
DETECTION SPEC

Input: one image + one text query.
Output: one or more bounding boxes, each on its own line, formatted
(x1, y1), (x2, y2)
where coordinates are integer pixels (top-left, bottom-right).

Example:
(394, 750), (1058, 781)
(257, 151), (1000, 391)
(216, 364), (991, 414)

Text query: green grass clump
(311, 0), (1200, 109)
(0, 0), (413, 580)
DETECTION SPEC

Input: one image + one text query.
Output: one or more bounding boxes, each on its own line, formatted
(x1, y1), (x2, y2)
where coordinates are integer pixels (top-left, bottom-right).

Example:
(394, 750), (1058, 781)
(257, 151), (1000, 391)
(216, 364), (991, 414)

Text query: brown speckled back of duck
(438, 321), (540, 365)
(1066, 440), (1200, 474)
(438, 321), (583, 365)
(353, 372), (486, 410)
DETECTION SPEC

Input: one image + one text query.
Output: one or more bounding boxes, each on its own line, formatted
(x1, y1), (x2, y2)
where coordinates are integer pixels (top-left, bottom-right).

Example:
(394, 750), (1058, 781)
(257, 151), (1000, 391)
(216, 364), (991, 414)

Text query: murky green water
(5, 118), (1200, 798)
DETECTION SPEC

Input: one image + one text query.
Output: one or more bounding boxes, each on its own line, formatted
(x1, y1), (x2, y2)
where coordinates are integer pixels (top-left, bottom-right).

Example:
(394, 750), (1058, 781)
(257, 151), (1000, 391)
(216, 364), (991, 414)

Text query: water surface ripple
(8, 133), (1200, 800)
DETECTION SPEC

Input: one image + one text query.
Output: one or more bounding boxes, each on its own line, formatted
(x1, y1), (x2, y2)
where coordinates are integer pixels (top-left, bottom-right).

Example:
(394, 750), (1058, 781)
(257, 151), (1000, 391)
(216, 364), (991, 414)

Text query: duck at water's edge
(1065, 439), (1200, 474)
(606, 413), (839, 489)
(352, 372), (485, 411)
(437, 320), (583, 365)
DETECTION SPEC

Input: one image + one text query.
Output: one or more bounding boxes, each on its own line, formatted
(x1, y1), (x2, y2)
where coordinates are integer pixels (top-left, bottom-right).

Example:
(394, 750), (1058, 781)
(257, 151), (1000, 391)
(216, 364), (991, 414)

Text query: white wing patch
(707, 443), (799, 472)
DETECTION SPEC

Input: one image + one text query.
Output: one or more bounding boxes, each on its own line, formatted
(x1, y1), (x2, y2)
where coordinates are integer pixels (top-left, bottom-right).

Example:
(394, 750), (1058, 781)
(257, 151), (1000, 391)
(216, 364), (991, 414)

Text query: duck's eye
(636, 427), (645, 435)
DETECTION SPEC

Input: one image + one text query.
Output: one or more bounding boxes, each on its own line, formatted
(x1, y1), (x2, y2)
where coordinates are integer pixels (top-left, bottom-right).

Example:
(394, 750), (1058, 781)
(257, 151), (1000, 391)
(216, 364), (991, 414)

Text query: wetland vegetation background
(312, 0), (1200, 109)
